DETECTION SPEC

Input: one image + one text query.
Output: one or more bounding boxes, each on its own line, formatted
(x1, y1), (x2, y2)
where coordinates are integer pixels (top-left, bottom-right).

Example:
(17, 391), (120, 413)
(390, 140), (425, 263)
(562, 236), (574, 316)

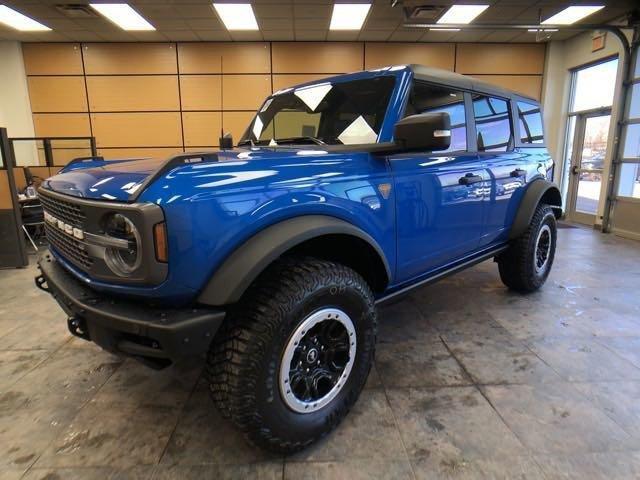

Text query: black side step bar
(375, 244), (508, 306)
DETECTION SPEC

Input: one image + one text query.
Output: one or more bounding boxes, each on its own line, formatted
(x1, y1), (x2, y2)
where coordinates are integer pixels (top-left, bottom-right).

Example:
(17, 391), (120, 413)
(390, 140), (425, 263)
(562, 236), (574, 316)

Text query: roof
(409, 64), (538, 102)
(280, 64), (538, 103)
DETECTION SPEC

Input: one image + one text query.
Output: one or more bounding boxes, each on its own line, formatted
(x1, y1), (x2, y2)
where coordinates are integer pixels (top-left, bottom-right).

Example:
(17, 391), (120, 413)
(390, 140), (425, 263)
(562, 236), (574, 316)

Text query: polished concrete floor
(1, 225), (640, 479)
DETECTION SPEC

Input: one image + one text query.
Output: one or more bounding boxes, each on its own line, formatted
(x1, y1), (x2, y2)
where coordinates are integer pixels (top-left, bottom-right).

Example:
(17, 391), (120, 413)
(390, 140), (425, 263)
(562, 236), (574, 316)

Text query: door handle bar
(458, 173), (483, 185)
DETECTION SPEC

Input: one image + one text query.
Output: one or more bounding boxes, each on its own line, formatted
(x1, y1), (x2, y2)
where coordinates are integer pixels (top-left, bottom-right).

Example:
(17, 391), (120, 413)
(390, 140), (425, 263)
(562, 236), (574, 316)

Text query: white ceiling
(0, 0), (635, 43)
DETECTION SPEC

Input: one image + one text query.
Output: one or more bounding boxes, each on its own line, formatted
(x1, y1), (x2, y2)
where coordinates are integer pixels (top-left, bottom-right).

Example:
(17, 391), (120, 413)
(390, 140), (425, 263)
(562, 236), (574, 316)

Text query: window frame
(568, 54), (619, 115)
(398, 79), (541, 155)
(513, 96), (547, 148)
(471, 92), (516, 154)
(401, 79), (473, 156)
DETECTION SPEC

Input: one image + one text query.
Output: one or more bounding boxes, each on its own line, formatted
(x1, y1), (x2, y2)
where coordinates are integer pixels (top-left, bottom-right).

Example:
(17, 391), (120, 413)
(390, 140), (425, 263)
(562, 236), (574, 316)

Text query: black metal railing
(7, 136), (97, 168)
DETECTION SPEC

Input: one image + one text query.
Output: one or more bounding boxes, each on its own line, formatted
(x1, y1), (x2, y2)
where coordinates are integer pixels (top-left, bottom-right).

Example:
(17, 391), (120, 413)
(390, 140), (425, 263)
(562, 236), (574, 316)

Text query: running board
(375, 245), (509, 306)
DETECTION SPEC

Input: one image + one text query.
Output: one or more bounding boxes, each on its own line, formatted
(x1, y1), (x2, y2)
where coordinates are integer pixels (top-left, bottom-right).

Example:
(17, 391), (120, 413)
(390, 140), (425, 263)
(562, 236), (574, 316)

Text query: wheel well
(286, 234), (389, 293)
(540, 187), (562, 219)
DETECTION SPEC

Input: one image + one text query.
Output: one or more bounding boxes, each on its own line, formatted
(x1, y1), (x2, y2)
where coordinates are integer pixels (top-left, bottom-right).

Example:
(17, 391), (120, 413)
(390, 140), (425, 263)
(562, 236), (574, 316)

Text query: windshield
(239, 76), (396, 147)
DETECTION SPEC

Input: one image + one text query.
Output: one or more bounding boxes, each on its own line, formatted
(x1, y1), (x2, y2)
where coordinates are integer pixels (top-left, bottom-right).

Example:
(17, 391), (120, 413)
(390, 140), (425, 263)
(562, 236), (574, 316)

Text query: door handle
(510, 168), (526, 178)
(458, 173), (483, 185)
(571, 165), (579, 175)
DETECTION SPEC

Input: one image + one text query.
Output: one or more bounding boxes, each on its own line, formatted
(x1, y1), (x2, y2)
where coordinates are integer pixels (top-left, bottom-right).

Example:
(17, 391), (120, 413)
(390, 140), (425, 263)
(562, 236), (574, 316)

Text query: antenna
(220, 54), (224, 141)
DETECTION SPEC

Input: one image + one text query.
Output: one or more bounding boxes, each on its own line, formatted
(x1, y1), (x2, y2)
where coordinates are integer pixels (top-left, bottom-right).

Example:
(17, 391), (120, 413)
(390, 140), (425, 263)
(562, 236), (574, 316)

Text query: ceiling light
(528, 28), (558, 32)
(542, 6), (604, 25)
(213, 3), (258, 30)
(0, 5), (50, 31)
(437, 4), (489, 24)
(429, 28), (461, 32)
(90, 4), (155, 30)
(330, 4), (371, 31)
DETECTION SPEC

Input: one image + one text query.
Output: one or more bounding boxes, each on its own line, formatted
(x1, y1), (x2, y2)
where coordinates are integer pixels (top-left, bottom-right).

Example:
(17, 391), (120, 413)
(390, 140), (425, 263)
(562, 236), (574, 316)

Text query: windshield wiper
(274, 136), (326, 146)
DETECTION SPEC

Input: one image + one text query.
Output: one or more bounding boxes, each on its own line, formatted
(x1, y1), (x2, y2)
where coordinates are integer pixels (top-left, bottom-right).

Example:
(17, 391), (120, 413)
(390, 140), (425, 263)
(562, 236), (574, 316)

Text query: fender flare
(509, 179), (562, 240)
(197, 215), (391, 306)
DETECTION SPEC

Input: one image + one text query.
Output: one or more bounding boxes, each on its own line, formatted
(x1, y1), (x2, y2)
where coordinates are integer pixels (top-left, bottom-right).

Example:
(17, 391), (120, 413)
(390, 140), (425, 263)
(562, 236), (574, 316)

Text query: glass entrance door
(567, 113), (611, 224)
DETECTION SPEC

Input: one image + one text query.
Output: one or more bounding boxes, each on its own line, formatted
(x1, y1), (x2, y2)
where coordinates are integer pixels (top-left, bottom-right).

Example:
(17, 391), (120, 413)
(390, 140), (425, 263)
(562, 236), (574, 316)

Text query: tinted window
(517, 101), (544, 144)
(405, 83), (467, 152)
(473, 95), (513, 152)
(240, 76), (396, 146)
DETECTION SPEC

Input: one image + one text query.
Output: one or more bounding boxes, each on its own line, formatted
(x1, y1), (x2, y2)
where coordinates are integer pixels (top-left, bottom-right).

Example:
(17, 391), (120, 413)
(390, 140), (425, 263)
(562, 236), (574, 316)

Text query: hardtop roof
(408, 64), (538, 103)
(281, 64), (539, 104)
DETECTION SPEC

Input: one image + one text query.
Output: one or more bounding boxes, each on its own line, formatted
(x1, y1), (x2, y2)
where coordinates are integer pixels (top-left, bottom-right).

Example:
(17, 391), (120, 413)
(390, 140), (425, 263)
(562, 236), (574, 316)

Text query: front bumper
(36, 251), (225, 367)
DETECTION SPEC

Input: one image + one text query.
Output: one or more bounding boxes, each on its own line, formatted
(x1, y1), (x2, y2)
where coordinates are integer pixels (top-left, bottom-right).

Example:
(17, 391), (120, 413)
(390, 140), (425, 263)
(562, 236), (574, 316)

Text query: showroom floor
(1, 224), (640, 480)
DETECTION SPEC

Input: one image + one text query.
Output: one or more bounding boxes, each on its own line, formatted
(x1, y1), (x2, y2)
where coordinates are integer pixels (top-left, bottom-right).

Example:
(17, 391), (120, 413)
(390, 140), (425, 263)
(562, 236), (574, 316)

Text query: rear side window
(517, 101), (544, 144)
(473, 95), (513, 152)
(405, 82), (467, 152)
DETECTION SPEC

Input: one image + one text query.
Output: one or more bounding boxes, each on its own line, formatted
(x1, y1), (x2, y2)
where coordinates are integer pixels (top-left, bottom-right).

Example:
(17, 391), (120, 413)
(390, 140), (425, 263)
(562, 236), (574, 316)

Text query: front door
(391, 153), (486, 282)
(566, 113), (611, 225)
(390, 81), (485, 283)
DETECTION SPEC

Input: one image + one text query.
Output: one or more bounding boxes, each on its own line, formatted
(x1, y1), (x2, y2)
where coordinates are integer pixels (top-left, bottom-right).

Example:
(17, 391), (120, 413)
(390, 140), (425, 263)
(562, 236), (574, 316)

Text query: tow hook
(34, 274), (50, 293)
(67, 316), (91, 341)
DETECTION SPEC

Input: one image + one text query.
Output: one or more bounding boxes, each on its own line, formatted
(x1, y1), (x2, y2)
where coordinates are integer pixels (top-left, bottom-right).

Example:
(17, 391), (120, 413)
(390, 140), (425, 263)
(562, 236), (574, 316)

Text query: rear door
(472, 94), (533, 246)
(389, 82), (486, 282)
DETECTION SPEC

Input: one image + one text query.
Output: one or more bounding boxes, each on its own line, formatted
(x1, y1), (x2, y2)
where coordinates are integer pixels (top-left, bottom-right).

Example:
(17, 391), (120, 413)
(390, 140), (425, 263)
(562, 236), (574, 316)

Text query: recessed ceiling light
(213, 3), (259, 31)
(90, 4), (155, 31)
(330, 4), (371, 31)
(0, 5), (51, 31)
(437, 4), (489, 24)
(429, 28), (461, 32)
(542, 6), (604, 25)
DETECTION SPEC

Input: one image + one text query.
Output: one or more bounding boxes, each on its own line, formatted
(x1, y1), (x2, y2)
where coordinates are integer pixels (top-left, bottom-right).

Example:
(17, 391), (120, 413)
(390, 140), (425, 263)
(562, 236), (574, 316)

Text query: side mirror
(219, 132), (233, 149)
(393, 112), (451, 152)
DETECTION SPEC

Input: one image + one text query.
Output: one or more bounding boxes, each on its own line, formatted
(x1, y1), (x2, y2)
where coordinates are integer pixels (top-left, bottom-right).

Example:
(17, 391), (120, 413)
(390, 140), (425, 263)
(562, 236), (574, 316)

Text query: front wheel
(206, 257), (377, 454)
(498, 203), (557, 293)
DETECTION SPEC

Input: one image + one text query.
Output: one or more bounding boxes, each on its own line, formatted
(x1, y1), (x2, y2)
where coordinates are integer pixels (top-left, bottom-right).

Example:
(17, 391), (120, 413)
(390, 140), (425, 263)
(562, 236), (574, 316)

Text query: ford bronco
(35, 64), (562, 453)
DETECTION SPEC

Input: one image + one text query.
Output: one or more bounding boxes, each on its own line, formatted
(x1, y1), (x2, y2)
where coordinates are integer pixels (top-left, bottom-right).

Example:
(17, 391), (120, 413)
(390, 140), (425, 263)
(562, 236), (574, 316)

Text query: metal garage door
(611, 42), (640, 240)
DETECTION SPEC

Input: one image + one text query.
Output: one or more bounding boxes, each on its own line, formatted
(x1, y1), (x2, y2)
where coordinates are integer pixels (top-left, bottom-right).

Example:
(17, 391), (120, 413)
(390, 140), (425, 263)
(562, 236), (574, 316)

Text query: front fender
(197, 215), (391, 306)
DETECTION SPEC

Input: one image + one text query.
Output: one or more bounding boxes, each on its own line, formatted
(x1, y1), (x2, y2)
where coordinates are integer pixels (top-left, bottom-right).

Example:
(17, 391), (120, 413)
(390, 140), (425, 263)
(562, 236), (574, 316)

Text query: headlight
(103, 213), (141, 276)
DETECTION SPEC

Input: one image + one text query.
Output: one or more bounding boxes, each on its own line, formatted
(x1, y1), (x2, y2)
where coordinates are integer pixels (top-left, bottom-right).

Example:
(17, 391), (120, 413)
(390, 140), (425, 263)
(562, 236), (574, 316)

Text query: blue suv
(35, 65), (562, 453)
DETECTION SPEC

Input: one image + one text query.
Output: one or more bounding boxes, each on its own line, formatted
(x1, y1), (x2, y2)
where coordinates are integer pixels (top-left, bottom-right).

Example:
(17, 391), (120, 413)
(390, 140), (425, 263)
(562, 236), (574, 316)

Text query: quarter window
(473, 95), (513, 152)
(404, 83), (467, 152)
(517, 101), (544, 144)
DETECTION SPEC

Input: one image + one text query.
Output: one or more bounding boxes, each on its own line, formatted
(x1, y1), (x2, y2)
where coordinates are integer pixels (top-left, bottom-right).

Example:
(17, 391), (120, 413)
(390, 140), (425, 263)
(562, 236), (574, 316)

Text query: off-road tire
(498, 203), (557, 293)
(206, 256), (377, 454)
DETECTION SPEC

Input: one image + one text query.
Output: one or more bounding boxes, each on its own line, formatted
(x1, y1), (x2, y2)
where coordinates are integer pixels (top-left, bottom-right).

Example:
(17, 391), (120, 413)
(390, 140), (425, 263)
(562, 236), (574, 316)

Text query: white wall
(0, 41), (37, 166)
(541, 30), (631, 225)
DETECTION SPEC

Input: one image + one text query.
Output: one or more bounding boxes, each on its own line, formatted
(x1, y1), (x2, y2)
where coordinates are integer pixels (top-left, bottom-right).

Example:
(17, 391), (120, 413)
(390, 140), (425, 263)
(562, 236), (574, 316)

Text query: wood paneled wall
(23, 41), (546, 163)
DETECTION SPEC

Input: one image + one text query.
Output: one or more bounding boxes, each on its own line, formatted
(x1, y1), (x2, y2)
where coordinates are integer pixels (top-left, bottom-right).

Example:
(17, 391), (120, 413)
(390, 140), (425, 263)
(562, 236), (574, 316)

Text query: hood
(43, 157), (166, 201)
(41, 147), (334, 201)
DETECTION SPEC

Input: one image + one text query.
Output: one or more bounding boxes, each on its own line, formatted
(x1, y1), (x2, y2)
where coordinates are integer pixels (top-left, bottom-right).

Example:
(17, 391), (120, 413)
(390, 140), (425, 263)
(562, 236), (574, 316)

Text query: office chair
(20, 167), (46, 252)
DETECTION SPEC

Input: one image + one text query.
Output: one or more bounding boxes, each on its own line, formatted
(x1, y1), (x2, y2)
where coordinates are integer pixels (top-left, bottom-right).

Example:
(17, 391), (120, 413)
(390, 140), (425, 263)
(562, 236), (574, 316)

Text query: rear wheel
(498, 203), (557, 293)
(207, 256), (377, 453)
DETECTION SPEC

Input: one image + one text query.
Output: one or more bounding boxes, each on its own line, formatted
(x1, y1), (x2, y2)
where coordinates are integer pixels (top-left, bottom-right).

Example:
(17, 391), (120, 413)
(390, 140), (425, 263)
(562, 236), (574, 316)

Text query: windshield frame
(238, 69), (410, 149)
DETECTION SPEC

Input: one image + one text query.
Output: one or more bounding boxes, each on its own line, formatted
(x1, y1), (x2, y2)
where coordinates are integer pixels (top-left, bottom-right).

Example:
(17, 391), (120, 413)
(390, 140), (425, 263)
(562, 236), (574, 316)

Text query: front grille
(39, 191), (86, 229)
(44, 223), (93, 270)
(39, 190), (92, 271)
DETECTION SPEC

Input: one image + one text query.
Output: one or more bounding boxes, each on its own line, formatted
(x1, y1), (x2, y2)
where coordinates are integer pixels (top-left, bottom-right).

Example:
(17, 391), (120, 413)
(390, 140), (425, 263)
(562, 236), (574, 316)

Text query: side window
(405, 83), (467, 152)
(473, 94), (513, 152)
(517, 101), (544, 144)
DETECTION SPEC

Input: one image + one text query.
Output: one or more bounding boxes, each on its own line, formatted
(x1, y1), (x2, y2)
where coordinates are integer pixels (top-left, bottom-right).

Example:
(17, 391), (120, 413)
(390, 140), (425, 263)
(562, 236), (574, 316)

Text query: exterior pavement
(1, 224), (640, 479)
